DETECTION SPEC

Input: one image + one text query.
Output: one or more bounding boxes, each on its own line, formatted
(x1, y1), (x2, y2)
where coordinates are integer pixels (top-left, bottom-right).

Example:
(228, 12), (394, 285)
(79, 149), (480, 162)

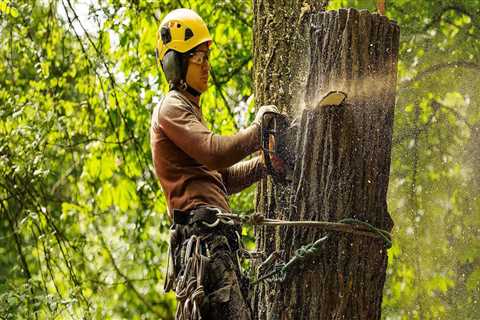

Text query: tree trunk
(253, 5), (400, 320)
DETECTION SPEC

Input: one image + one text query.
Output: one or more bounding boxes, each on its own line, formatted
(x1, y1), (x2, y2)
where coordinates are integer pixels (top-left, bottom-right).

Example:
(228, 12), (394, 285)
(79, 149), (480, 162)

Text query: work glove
(253, 105), (279, 127)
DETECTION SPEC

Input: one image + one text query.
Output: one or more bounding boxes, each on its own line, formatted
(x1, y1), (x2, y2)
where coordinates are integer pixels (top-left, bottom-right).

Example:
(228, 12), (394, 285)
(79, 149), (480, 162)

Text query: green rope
(253, 219), (392, 284)
(215, 213), (393, 283)
(253, 236), (329, 284)
(338, 218), (392, 249)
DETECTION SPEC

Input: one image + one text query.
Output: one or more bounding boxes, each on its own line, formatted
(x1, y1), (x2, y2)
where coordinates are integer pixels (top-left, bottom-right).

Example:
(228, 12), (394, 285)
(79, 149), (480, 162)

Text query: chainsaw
(261, 91), (347, 184)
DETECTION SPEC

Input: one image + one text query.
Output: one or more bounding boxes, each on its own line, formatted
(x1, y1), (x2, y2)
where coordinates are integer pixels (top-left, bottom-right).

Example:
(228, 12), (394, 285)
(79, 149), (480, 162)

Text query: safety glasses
(189, 50), (209, 65)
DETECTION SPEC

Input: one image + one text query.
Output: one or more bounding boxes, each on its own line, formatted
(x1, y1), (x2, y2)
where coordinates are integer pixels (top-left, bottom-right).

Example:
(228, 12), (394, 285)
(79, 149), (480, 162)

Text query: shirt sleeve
(219, 156), (266, 195)
(158, 98), (261, 170)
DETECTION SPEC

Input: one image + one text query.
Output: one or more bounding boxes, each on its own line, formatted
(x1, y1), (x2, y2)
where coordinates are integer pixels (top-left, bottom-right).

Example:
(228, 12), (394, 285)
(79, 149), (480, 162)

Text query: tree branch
(216, 57), (251, 86)
(93, 221), (162, 316)
(209, 68), (239, 130)
(1, 200), (39, 319)
(400, 61), (480, 90)
(393, 99), (473, 146)
(393, 101), (439, 146)
(62, 0), (157, 193)
(423, 5), (475, 31)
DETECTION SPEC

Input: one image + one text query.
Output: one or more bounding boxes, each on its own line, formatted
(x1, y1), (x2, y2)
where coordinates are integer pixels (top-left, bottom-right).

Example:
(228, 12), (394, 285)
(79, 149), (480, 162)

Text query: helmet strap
(171, 80), (201, 97)
(185, 84), (200, 97)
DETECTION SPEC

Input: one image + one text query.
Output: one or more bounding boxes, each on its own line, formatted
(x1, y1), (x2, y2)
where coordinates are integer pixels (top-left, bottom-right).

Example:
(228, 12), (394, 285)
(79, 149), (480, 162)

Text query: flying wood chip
(315, 91), (347, 109)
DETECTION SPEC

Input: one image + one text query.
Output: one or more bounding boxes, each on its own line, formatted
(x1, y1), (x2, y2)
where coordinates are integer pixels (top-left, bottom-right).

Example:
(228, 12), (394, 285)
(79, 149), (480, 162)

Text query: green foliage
(327, 1), (480, 319)
(0, 0), (254, 318)
(1, 0), (479, 319)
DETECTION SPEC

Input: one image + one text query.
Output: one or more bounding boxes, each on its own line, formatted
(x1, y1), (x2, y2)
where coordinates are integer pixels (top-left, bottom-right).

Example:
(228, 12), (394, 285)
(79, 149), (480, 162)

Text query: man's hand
(270, 153), (287, 176)
(259, 135), (287, 177)
(253, 105), (279, 127)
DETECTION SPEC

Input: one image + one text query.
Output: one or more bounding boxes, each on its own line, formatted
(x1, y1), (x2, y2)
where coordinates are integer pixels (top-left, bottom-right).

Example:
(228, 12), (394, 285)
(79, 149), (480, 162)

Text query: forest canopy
(0, 0), (479, 319)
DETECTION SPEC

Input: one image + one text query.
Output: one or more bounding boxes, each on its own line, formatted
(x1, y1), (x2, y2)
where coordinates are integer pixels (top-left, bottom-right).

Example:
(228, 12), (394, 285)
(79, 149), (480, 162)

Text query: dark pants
(170, 220), (251, 320)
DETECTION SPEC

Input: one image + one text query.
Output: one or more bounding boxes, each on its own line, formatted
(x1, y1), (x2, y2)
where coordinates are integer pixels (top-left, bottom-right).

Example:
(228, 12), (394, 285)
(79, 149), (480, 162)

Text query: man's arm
(158, 101), (260, 170)
(219, 156), (266, 195)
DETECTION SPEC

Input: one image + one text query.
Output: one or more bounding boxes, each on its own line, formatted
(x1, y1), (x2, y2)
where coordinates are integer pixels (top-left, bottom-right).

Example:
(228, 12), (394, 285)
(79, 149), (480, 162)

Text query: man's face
(185, 42), (210, 94)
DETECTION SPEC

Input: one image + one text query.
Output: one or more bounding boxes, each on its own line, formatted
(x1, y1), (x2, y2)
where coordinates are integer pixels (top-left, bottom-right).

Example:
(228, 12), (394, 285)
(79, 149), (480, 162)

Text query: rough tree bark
(253, 4), (400, 320)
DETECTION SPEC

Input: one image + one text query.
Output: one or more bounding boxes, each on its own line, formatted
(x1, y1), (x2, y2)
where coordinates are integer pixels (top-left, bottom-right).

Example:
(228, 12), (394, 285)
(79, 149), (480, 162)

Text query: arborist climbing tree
(153, 3), (399, 319)
(150, 8), (279, 320)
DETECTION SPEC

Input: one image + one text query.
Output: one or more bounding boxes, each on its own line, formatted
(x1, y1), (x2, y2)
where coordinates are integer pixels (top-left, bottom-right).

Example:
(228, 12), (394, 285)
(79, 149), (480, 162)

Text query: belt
(173, 206), (223, 226)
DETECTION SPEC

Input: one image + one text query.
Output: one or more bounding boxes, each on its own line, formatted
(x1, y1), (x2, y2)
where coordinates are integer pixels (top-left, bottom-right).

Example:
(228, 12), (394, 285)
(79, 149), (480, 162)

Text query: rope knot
(249, 213), (265, 225)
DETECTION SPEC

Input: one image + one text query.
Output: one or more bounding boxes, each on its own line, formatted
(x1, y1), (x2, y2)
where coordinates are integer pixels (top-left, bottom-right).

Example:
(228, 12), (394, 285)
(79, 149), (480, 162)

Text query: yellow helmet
(156, 9), (212, 62)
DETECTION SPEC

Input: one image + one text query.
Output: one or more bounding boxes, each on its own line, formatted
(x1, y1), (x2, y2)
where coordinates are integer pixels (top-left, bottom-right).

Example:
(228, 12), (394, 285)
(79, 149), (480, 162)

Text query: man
(150, 8), (277, 320)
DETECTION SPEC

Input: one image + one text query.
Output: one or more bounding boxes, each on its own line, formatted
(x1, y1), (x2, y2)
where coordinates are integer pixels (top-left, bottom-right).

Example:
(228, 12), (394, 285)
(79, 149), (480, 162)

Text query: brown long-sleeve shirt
(150, 90), (265, 217)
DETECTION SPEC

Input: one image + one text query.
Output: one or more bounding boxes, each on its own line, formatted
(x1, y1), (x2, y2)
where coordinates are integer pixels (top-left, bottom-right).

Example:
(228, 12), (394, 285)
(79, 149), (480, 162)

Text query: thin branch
(62, 0), (157, 192)
(216, 57), (251, 86)
(423, 5), (475, 31)
(60, 0), (128, 163)
(1, 200), (39, 320)
(400, 61), (480, 90)
(87, 277), (154, 286)
(46, 136), (134, 149)
(393, 99), (474, 146)
(209, 68), (239, 130)
(393, 101), (440, 145)
(1, 201), (32, 280)
(434, 101), (474, 130)
(93, 221), (162, 316)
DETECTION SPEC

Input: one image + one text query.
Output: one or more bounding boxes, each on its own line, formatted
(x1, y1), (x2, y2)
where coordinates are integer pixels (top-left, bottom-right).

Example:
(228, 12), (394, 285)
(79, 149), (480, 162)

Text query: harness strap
(173, 207), (223, 226)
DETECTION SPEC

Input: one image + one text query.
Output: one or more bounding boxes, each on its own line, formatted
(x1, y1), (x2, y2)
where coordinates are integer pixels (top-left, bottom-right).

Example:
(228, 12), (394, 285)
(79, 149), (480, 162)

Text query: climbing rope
(215, 212), (392, 284)
(338, 217), (392, 248)
(175, 235), (209, 320)
(217, 212), (392, 247)
(173, 211), (392, 291)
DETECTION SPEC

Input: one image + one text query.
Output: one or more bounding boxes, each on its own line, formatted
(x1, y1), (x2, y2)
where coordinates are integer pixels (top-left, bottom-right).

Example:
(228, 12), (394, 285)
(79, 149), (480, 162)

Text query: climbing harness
(167, 207), (248, 319)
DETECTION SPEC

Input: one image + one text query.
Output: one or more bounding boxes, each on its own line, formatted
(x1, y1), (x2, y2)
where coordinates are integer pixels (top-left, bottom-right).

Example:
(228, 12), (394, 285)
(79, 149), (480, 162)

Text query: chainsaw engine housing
(261, 112), (298, 184)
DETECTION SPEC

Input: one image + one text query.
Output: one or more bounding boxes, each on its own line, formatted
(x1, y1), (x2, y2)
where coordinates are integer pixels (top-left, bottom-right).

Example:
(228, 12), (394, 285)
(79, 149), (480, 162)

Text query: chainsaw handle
(261, 111), (288, 184)
(261, 111), (275, 180)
